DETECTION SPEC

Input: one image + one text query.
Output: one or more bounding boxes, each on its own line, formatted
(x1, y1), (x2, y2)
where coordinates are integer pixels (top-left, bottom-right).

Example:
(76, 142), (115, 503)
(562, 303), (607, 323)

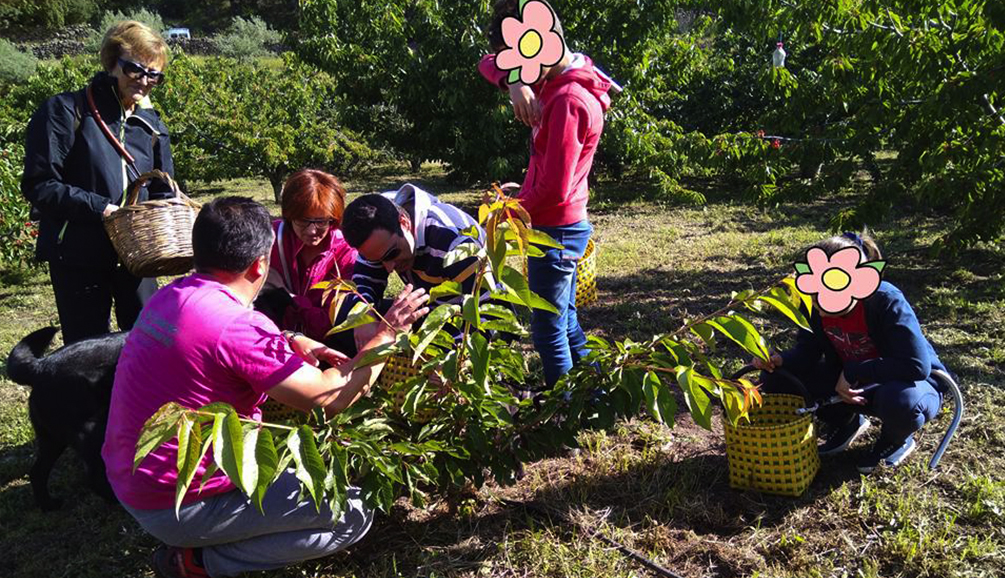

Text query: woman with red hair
(264, 169), (357, 343)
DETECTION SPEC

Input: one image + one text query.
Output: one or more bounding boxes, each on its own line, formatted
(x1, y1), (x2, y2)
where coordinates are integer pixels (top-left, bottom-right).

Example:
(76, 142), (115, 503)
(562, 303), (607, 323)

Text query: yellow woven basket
(575, 238), (598, 307)
(259, 398), (307, 424)
(378, 354), (436, 423)
(724, 394), (819, 497)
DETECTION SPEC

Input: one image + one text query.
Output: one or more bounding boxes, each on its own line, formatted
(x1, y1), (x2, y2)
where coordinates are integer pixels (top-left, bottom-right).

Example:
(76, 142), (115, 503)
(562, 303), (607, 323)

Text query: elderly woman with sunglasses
(21, 21), (174, 344)
(263, 169), (358, 347)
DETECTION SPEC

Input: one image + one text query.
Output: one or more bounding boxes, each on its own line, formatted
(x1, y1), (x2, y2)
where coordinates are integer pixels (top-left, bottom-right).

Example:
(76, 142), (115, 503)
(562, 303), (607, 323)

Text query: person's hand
(287, 333), (350, 367)
(508, 83), (540, 127)
(835, 372), (866, 405)
(751, 352), (784, 372)
(102, 203), (119, 218)
(382, 284), (430, 334)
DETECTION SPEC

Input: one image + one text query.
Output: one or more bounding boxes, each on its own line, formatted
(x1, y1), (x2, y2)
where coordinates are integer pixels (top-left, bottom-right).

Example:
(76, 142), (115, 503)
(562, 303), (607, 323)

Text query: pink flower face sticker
(794, 247), (886, 314)
(494, 0), (566, 86)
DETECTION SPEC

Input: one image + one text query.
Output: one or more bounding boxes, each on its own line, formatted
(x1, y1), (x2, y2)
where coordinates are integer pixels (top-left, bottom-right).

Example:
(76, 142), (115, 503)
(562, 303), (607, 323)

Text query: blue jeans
(123, 471), (373, 576)
(528, 221), (592, 387)
(762, 361), (942, 442)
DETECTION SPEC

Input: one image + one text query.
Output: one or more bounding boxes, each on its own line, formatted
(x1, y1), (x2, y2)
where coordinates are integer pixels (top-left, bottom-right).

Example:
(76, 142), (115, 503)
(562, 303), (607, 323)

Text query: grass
(1, 164), (1004, 577)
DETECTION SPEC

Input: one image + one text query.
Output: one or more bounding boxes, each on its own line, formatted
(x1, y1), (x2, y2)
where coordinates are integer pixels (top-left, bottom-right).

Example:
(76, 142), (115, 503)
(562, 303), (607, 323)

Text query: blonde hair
(812, 228), (883, 261)
(99, 21), (168, 72)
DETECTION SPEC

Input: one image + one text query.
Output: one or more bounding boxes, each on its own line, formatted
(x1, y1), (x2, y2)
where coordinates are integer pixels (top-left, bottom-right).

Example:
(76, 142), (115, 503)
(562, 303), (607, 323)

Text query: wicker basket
(259, 398), (307, 424)
(724, 394), (819, 497)
(103, 170), (201, 277)
(576, 238), (598, 307)
(378, 354), (437, 423)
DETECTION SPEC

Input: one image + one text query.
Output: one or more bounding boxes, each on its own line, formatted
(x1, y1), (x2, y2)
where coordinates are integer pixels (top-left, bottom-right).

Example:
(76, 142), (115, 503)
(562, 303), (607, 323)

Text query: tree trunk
(271, 174), (284, 204)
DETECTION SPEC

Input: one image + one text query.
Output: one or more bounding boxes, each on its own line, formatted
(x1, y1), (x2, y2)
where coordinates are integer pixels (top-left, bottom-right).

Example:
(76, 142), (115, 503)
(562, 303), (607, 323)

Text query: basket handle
(124, 169), (187, 207)
(731, 364), (813, 406)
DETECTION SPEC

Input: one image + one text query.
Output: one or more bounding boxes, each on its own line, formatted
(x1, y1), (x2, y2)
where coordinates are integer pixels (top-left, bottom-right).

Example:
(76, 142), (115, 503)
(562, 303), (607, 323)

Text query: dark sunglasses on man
(118, 57), (165, 84)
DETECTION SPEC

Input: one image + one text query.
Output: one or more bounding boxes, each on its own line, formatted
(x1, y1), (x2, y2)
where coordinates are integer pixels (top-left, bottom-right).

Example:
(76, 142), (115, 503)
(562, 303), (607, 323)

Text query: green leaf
(642, 371), (660, 421)
(656, 379), (678, 427)
(353, 340), (397, 369)
(690, 323), (716, 348)
(401, 381), (426, 417)
(461, 295), (480, 329)
(413, 304), (458, 363)
(326, 301), (376, 336)
(470, 331), (490, 392)
(757, 287), (812, 331)
(212, 410), (244, 492)
(443, 241), (483, 268)
(251, 428), (278, 514)
(174, 414), (204, 516)
(794, 262), (812, 275)
(134, 402), (187, 472)
(479, 303), (518, 321)
(526, 228), (563, 249)
(487, 232), (507, 278)
(705, 316), (769, 361)
(676, 366), (712, 430)
(507, 68), (520, 85)
(429, 280), (463, 301)
(240, 428), (260, 497)
(287, 425), (326, 510)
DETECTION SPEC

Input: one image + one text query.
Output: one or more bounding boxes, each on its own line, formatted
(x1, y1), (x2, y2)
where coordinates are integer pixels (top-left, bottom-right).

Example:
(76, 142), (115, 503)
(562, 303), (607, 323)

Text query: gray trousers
(124, 471), (373, 577)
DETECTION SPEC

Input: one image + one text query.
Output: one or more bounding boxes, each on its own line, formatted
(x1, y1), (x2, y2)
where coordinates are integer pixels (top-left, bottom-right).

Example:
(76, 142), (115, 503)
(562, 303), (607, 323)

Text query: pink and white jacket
(479, 53), (611, 227)
(264, 219), (357, 341)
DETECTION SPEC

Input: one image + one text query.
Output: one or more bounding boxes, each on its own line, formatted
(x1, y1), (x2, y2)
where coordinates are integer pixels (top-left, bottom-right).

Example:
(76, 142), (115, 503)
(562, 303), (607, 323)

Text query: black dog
(254, 287), (358, 356)
(6, 327), (127, 511)
(253, 286), (295, 328)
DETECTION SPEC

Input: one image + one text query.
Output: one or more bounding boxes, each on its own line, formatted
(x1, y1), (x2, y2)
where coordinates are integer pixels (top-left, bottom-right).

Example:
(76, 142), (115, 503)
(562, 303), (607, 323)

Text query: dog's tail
(5, 326), (59, 386)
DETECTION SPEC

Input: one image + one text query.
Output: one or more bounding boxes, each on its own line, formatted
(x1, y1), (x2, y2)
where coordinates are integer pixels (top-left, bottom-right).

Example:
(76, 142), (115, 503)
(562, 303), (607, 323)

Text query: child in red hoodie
(479, 0), (611, 387)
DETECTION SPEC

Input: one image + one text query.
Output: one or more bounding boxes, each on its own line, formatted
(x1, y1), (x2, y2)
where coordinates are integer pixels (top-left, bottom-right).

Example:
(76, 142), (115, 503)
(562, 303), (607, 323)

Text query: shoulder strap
(277, 221), (294, 291)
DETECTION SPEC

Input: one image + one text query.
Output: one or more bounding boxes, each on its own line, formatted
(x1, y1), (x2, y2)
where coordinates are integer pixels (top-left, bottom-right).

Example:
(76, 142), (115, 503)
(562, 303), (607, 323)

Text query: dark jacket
(21, 72), (174, 268)
(781, 281), (949, 390)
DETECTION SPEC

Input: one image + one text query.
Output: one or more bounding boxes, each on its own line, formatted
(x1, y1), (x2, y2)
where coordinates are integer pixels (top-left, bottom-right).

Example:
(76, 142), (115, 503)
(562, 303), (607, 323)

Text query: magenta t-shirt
(102, 274), (305, 510)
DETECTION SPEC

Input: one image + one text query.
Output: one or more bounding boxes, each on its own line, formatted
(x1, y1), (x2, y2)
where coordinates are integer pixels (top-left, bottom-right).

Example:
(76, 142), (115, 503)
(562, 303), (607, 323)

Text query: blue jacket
(781, 282), (948, 389)
(21, 72), (174, 268)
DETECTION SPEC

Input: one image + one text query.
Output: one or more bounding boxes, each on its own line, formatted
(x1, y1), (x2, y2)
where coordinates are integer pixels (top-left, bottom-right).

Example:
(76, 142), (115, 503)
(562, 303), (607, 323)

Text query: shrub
(156, 53), (376, 198)
(0, 39), (38, 86)
(212, 16), (280, 61)
(85, 8), (166, 53)
(0, 141), (38, 271)
(0, 0), (98, 31)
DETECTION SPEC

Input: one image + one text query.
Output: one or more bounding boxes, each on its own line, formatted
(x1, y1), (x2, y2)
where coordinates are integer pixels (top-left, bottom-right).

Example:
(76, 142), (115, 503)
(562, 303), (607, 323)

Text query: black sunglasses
(378, 243), (402, 263)
(118, 57), (165, 84)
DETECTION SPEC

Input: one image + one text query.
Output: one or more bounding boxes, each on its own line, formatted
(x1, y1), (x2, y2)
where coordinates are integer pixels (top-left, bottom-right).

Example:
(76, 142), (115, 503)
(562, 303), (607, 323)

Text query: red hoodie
(479, 53), (611, 227)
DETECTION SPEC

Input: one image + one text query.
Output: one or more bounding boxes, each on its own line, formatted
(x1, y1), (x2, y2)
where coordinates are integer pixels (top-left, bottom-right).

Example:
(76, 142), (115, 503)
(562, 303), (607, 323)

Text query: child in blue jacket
(754, 232), (947, 473)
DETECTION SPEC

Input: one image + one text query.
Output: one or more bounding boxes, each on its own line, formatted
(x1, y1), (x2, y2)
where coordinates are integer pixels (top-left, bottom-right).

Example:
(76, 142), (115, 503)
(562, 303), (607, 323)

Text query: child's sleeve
(780, 325), (824, 373)
(842, 295), (931, 384)
(520, 97), (588, 217)
(478, 54), (509, 90)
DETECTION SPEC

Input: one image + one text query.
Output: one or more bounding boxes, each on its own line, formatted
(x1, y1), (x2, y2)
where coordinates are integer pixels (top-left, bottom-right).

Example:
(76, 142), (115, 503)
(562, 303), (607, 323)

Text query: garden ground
(1, 165), (1003, 578)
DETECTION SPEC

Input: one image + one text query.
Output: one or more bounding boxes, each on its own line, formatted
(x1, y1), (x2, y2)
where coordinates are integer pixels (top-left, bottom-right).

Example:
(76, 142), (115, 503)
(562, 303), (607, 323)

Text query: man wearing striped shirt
(341, 184), (486, 350)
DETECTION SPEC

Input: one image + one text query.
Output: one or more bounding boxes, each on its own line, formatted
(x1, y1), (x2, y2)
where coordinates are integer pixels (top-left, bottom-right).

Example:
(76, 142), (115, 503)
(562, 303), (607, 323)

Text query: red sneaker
(151, 545), (209, 578)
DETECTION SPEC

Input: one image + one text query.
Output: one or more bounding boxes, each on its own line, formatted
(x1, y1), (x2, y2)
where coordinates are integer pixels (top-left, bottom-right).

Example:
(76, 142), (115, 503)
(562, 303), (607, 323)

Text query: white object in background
(772, 42), (787, 68)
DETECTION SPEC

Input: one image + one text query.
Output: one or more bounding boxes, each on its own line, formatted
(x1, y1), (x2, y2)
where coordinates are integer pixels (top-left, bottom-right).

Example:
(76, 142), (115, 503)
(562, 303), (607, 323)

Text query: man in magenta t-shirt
(102, 197), (428, 578)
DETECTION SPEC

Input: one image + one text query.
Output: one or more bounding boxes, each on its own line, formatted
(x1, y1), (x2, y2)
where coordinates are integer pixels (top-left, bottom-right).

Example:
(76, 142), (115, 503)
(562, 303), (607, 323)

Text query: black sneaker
(857, 434), (917, 474)
(818, 414), (870, 456)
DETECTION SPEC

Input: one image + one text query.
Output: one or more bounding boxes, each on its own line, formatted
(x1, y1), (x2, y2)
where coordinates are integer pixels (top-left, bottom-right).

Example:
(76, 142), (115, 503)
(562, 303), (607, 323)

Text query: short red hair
(280, 169), (347, 226)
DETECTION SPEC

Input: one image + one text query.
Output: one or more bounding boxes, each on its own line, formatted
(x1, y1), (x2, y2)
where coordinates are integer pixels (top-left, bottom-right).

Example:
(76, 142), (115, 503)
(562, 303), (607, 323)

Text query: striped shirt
(351, 184), (486, 307)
